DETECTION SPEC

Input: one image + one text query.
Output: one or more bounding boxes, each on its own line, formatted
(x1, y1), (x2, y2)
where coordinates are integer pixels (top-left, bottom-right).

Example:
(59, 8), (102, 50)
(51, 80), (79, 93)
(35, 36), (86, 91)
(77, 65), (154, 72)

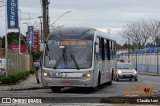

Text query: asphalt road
(0, 74), (159, 104)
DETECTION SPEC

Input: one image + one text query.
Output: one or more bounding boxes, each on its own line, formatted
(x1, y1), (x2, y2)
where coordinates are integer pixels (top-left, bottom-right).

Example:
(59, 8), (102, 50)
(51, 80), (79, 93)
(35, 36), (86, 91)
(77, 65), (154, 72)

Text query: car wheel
(116, 78), (119, 81)
(129, 79), (132, 81)
(134, 79), (137, 81)
(116, 75), (119, 81)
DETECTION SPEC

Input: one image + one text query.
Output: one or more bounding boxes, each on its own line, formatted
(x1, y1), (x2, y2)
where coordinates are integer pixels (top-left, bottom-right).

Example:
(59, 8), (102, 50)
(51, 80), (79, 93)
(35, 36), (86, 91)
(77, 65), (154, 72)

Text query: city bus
(42, 27), (117, 92)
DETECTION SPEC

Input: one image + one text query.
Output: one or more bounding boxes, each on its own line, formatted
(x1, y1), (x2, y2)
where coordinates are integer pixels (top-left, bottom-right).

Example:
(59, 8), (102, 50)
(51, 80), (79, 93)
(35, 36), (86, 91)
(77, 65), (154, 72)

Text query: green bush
(25, 71), (30, 77)
(1, 71), (31, 84)
(29, 68), (35, 74)
(8, 75), (18, 83)
(15, 72), (25, 80)
(1, 77), (12, 84)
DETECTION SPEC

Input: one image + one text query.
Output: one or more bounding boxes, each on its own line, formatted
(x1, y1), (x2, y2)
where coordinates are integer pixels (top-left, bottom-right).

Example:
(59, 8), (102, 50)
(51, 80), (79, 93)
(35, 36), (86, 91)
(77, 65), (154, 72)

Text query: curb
(10, 86), (49, 91)
(138, 72), (160, 76)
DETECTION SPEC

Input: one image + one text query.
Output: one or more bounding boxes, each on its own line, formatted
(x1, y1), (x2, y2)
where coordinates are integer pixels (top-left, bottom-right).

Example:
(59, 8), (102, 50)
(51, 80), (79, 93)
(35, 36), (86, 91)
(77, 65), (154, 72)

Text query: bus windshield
(44, 39), (93, 69)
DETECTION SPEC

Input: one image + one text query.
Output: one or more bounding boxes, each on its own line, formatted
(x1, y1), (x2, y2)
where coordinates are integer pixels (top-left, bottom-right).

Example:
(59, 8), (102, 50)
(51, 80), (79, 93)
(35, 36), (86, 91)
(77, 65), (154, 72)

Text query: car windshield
(44, 39), (93, 69)
(117, 63), (135, 69)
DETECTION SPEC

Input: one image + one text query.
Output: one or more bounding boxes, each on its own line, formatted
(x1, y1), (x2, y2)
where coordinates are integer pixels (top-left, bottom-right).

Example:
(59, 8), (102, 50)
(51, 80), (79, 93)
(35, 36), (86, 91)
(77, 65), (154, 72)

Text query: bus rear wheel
(51, 87), (62, 93)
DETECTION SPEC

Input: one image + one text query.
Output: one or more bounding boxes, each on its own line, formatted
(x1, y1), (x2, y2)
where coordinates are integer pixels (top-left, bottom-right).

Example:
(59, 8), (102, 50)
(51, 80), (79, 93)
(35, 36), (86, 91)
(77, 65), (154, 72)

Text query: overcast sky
(0, 0), (160, 44)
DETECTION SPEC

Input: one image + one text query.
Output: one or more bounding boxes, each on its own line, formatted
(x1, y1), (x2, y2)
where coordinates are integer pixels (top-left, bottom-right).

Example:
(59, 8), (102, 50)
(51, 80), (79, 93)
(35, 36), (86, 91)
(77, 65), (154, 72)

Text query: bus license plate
(55, 73), (67, 77)
(54, 73), (82, 78)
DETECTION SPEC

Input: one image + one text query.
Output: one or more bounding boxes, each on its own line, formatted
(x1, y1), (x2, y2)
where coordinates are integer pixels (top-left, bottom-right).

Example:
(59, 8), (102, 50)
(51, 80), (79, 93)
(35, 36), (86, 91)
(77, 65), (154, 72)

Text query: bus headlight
(83, 72), (91, 78)
(86, 73), (91, 77)
(43, 72), (48, 76)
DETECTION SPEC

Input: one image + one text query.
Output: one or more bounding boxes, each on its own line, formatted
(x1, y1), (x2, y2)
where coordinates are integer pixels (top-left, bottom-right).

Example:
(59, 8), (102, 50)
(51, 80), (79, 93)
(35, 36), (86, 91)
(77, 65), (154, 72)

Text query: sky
(0, 0), (160, 44)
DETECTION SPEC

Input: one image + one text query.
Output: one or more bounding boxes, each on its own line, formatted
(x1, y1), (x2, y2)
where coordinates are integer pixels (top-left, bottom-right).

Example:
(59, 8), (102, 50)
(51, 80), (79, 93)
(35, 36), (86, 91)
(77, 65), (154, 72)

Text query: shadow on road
(114, 79), (138, 82)
(58, 82), (112, 94)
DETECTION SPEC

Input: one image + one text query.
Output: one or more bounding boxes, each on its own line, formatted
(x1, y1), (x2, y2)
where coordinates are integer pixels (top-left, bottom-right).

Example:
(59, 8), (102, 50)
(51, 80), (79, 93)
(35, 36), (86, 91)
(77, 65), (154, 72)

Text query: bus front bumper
(42, 77), (94, 87)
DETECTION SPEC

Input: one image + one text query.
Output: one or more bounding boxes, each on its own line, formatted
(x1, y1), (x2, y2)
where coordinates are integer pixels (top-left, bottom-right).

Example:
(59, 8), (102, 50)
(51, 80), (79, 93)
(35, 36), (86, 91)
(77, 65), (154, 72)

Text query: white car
(115, 63), (138, 81)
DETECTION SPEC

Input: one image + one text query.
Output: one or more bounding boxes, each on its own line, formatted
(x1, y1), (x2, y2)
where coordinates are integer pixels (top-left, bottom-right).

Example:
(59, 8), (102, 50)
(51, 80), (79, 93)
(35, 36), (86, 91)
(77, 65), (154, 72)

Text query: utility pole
(42, 0), (49, 41)
(156, 22), (160, 75)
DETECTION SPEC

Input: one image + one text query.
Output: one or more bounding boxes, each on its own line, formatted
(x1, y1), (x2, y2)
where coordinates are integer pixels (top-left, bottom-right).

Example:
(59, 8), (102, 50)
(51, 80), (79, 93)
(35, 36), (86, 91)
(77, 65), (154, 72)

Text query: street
(0, 74), (159, 105)
(0, 74), (159, 98)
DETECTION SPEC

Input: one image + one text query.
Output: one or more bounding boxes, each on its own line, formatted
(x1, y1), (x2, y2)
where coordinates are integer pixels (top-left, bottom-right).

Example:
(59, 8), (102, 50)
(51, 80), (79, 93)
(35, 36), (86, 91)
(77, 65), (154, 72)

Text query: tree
(146, 19), (160, 47)
(32, 51), (41, 60)
(119, 19), (151, 49)
(116, 43), (124, 50)
(1, 32), (26, 48)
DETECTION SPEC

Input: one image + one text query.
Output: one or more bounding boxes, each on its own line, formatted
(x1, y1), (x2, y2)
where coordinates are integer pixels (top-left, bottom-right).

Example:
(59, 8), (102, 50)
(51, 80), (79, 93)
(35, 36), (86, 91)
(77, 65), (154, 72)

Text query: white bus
(42, 27), (117, 92)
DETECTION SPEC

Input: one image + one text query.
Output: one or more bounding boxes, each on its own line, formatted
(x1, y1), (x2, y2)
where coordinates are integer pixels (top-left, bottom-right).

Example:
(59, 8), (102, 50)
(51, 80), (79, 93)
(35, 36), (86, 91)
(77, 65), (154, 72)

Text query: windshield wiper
(70, 50), (79, 70)
(54, 48), (67, 69)
(54, 47), (79, 70)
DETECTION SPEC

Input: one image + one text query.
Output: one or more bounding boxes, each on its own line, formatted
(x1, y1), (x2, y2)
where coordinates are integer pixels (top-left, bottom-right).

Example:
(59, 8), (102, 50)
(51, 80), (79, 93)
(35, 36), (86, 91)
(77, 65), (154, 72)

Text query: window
(96, 37), (105, 60)
(104, 39), (107, 60)
(95, 37), (101, 59)
(106, 39), (110, 60)
(101, 38), (105, 60)
(110, 41), (116, 59)
(96, 37), (116, 60)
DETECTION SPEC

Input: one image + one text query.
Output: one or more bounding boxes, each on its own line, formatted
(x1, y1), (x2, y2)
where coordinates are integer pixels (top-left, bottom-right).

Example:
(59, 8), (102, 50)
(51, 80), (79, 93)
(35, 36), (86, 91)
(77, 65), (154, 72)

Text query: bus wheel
(134, 78), (137, 81)
(51, 87), (61, 93)
(111, 70), (114, 80)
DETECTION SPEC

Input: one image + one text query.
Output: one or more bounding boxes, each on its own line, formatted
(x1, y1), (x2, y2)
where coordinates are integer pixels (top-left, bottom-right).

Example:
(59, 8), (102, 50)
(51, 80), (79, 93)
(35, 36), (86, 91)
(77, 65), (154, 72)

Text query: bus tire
(134, 78), (137, 81)
(51, 87), (61, 93)
(111, 69), (114, 80)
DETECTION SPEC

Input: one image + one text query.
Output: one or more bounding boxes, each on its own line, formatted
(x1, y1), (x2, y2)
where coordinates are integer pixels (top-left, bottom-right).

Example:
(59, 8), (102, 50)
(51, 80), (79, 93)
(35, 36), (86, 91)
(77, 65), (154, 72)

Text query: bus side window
(104, 39), (107, 60)
(99, 37), (102, 59)
(101, 38), (105, 60)
(110, 41), (116, 59)
(110, 41), (113, 59)
(112, 41), (115, 59)
(95, 37), (100, 59)
(112, 42), (116, 58)
(106, 39), (110, 60)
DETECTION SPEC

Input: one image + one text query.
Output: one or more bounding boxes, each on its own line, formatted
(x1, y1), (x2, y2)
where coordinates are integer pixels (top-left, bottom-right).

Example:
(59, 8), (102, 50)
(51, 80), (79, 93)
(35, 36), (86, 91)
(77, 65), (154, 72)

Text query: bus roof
(48, 27), (115, 41)
(48, 27), (95, 40)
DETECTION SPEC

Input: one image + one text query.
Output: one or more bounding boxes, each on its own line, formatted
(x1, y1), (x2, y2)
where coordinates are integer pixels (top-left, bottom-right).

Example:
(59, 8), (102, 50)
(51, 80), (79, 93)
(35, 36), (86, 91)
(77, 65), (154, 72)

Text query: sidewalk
(138, 72), (160, 76)
(0, 72), (44, 91)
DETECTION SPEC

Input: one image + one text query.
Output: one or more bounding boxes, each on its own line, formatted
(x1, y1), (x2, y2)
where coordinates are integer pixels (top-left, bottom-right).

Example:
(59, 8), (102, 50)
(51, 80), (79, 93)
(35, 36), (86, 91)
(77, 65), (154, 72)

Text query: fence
(118, 51), (160, 75)
(0, 48), (30, 77)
